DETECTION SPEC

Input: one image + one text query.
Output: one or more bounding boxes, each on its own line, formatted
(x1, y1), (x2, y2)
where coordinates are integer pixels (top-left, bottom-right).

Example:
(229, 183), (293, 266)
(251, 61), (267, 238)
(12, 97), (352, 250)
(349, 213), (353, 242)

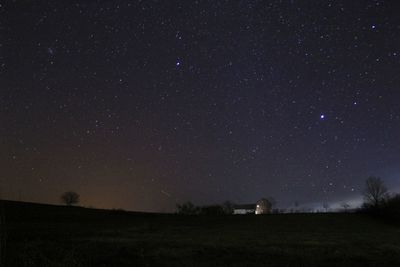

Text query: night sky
(2, 1), (400, 212)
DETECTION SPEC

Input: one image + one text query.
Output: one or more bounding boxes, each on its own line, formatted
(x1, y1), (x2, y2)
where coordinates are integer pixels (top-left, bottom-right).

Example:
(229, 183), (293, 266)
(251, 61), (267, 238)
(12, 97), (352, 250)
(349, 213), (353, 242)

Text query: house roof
(233, 204), (255, 210)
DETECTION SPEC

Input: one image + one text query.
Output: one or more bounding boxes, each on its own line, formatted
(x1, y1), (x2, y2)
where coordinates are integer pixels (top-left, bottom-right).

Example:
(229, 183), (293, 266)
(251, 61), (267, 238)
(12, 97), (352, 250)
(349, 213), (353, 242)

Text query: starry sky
(2, 0), (400, 212)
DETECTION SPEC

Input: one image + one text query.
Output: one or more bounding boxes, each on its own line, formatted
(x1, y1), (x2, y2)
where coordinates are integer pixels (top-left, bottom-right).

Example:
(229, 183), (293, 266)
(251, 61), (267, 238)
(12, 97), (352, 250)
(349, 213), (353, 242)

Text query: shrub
(199, 205), (225, 216)
(176, 202), (199, 215)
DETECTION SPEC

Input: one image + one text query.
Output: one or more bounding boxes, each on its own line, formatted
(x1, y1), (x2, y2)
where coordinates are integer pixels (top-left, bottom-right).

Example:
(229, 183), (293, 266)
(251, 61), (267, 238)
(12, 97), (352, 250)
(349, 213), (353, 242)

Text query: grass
(0, 200), (5, 266)
(2, 200), (400, 266)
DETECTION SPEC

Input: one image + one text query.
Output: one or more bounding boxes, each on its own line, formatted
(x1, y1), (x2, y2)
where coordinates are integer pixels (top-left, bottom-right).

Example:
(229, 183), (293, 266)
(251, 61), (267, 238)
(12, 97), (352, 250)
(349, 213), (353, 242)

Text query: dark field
(1, 201), (400, 267)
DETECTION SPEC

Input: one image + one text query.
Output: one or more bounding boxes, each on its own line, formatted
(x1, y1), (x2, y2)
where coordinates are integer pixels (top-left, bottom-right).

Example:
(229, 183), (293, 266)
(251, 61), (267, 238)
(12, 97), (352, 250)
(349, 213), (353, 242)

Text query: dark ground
(1, 200), (400, 267)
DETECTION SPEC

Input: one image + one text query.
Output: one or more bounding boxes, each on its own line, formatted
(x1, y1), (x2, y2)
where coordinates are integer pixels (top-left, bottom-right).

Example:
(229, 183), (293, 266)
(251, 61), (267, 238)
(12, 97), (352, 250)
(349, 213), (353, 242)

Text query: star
(5, 0), (400, 214)
(47, 47), (54, 55)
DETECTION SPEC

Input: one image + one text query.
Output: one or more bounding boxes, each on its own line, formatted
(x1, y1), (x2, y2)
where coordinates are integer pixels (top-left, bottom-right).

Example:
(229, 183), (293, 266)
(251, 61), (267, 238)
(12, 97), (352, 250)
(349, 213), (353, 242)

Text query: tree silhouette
(255, 198), (273, 214)
(363, 176), (388, 208)
(61, 191), (80, 206)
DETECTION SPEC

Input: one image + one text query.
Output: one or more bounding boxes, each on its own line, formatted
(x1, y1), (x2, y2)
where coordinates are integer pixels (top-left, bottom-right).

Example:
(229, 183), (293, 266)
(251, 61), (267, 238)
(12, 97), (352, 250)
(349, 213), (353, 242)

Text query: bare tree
(363, 176), (388, 207)
(322, 202), (329, 212)
(341, 202), (350, 212)
(266, 197), (277, 208)
(293, 200), (299, 213)
(222, 201), (235, 214)
(61, 191), (80, 206)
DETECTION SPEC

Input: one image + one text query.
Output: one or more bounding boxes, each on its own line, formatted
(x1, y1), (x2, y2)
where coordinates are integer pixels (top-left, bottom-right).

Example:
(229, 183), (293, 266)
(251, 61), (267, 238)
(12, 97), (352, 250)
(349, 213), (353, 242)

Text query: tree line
(176, 201), (235, 215)
(57, 176), (399, 219)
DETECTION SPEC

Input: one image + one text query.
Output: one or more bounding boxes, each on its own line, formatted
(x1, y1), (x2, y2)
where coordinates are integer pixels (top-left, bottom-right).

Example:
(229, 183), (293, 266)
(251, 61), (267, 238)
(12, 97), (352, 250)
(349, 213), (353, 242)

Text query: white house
(233, 204), (255, 214)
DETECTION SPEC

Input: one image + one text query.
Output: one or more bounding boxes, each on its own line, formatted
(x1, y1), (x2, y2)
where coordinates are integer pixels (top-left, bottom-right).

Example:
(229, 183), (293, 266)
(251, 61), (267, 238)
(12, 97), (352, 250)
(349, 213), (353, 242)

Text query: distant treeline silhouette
(176, 201), (233, 215)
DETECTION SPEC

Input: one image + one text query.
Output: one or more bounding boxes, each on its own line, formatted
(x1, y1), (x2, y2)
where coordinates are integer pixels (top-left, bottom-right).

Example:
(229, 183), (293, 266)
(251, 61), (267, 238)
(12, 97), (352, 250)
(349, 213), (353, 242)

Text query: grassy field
(1, 200), (400, 267)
